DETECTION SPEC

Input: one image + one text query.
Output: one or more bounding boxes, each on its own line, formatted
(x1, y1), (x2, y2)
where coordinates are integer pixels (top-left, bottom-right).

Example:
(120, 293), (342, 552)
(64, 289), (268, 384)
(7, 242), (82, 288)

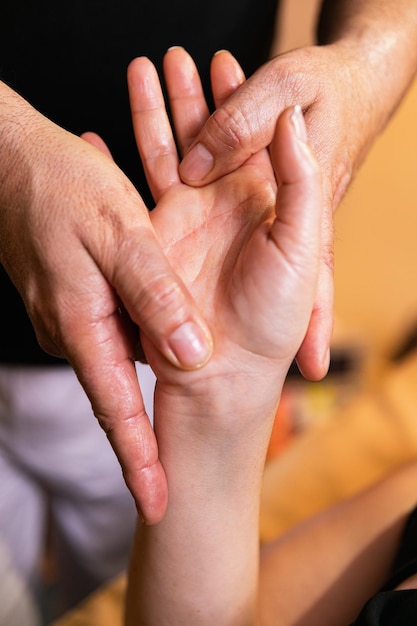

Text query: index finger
(67, 304), (167, 525)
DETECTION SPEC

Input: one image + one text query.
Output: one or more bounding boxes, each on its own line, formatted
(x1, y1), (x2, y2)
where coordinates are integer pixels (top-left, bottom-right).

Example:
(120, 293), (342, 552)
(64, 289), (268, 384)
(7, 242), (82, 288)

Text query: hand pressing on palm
(126, 48), (322, 424)
(84, 48), (322, 527)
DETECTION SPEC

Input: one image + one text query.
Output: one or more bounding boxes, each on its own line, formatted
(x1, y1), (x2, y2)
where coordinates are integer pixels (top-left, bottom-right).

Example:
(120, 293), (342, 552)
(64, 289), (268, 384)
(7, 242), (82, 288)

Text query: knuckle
(149, 276), (184, 310)
(208, 104), (253, 153)
(144, 138), (174, 162)
(135, 273), (188, 330)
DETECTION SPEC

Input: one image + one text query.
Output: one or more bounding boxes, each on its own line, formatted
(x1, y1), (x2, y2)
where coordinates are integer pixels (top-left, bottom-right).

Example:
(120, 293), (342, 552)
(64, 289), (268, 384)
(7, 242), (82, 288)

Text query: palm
(150, 152), (274, 340)
(150, 154), (318, 390)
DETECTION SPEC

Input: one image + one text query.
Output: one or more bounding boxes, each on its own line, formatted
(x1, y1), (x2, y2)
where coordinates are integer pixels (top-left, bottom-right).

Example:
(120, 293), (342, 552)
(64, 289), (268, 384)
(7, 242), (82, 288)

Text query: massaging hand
(178, 4), (417, 381)
(0, 79), (213, 525)
(177, 46), (342, 383)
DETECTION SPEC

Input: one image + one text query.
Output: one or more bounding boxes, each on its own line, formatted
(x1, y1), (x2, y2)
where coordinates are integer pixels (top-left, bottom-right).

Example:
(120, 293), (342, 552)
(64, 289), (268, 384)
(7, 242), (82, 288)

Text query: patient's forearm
(125, 370), (286, 626)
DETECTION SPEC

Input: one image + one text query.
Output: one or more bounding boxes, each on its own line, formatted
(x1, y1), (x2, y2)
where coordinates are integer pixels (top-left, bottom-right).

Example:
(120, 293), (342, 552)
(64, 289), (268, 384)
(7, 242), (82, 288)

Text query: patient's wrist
(153, 364), (288, 457)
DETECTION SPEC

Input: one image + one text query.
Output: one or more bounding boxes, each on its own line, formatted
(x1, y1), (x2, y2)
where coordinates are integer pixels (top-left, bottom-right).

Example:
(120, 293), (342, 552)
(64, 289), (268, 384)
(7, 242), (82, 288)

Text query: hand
(0, 82), (214, 524)
(177, 42), (401, 380)
(126, 48), (322, 422)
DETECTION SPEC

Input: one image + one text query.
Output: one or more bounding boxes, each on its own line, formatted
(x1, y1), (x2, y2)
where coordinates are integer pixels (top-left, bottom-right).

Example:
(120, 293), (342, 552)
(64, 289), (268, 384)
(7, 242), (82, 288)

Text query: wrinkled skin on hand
(0, 81), (213, 524)
(179, 35), (417, 380)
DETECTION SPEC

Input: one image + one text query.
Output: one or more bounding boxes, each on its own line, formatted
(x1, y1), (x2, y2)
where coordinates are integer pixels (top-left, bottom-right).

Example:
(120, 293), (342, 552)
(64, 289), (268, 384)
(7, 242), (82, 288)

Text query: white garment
(0, 362), (155, 620)
(0, 539), (41, 626)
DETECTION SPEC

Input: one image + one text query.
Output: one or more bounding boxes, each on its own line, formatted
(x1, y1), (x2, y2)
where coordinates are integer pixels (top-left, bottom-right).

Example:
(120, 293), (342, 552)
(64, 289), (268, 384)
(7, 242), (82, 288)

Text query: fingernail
(168, 321), (213, 369)
(291, 104), (307, 143)
(180, 143), (214, 181)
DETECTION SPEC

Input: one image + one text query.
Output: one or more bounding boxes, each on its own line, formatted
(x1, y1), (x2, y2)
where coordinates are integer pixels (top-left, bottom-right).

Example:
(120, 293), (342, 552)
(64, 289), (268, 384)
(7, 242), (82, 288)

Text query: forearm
(259, 459), (417, 625)
(318, 0), (417, 48)
(317, 0), (417, 127)
(125, 368), (286, 626)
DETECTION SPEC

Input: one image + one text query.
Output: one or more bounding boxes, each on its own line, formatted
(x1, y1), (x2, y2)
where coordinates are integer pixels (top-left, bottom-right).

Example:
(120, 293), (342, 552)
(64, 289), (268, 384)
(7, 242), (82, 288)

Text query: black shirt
(0, 0), (279, 364)
(351, 507), (417, 625)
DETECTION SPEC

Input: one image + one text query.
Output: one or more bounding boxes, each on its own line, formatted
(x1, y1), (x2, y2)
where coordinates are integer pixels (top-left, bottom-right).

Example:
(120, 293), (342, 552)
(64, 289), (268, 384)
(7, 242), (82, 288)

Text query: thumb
(179, 64), (280, 184)
(296, 206), (334, 381)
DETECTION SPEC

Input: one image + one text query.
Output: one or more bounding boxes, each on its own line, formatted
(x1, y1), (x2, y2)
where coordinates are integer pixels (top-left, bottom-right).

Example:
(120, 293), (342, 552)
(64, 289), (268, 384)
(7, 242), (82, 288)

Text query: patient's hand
(128, 49), (322, 420)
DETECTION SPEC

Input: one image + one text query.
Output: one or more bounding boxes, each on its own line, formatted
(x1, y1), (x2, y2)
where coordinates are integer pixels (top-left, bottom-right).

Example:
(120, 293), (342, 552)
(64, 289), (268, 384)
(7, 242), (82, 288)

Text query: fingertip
(296, 345), (330, 382)
(210, 49), (246, 109)
(163, 45), (191, 68)
(134, 460), (169, 525)
(296, 307), (333, 382)
(127, 55), (145, 77)
(127, 56), (156, 92)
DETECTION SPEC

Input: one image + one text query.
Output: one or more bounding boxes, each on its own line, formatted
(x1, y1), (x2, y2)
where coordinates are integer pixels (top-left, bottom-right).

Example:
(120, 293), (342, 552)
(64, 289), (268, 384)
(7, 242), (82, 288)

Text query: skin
(125, 50), (417, 626)
(179, 0), (417, 382)
(0, 64), (214, 525)
(122, 48), (322, 625)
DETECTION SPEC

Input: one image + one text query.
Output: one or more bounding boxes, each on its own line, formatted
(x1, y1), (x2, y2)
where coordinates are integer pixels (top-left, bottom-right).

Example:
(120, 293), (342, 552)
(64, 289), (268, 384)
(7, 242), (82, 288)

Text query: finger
(233, 106), (322, 360)
(295, 259), (334, 380)
(295, 201), (334, 381)
(32, 247), (166, 524)
(91, 208), (214, 371)
(163, 47), (210, 155)
(270, 106), (322, 258)
(210, 50), (246, 109)
(128, 56), (180, 202)
(81, 131), (114, 159)
(271, 107), (333, 380)
(179, 61), (280, 184)
(80, 131), (151, 365)
(63, 298), (167, 525)
(268, 106), (322, 348)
